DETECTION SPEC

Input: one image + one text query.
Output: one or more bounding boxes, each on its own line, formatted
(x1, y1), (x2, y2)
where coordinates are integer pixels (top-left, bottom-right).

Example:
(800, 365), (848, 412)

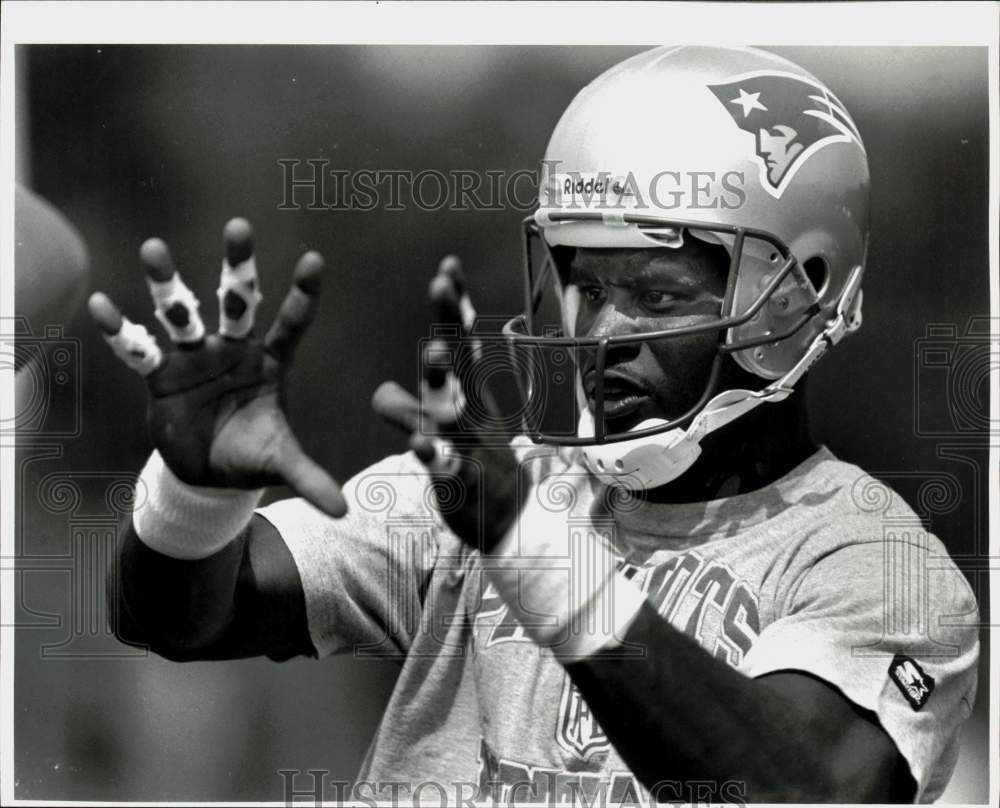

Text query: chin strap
(576, 266), (864, 489)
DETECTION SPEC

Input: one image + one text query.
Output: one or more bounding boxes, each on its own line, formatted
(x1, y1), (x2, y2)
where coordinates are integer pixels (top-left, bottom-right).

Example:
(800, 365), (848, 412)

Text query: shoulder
(772, 447), (951, 555)
(761, 448), (976, 614)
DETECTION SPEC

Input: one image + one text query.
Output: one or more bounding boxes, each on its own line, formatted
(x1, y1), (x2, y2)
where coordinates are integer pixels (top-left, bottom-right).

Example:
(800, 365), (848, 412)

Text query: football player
(94, 47), (978, 803)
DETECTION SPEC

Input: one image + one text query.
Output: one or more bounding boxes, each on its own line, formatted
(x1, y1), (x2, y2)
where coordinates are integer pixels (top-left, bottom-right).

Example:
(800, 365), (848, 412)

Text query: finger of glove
(421, 338), (468, 428)
(88, 291), (163, 376)
(263, 251), (323, 364)
(273, 438), (348, 517)
(429, 265), (466, 338)
(372, 380), (425, 434)
(141, 237), (206, 347)
(428, 266), (501, 422)
(437, 255), (477, 332)
(437, 255), (487, 371)
(409, 432), (465, 476)
(217, 217), (263, 339)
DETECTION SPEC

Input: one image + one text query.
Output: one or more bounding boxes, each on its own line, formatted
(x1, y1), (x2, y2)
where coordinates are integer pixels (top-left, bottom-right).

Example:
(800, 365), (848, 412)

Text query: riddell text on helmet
(545, 168), (747, 211)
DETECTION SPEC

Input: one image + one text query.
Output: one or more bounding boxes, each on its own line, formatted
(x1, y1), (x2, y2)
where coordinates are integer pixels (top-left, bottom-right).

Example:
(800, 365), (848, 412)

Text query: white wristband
(132, 451), (264, 560)
(482, 471), (645, 663)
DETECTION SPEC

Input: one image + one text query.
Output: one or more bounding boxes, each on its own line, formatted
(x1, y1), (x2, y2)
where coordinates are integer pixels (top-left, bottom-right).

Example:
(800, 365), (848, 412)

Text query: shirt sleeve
(255, 451), (444, 659)
(739, 531), (979, 803)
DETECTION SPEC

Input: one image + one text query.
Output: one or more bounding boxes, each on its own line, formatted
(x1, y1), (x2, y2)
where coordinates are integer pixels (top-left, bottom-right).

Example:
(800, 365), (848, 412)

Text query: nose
(584, 294), (638, 337)
(580, 300), (641, 367)
(757, 129), (774, 155)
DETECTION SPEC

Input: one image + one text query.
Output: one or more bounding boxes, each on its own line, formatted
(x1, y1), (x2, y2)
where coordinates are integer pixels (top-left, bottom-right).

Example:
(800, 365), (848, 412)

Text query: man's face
(568, 241), (729, 433)
(757, 125), (805, 185)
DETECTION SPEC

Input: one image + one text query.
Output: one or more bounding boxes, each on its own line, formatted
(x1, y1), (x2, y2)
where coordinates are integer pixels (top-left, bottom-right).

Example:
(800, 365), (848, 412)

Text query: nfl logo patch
(555, 676), (610, 760)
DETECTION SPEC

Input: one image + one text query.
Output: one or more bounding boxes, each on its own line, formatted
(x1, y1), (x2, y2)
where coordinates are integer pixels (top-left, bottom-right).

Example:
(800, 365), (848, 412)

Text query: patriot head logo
(708, 72), (864, 198)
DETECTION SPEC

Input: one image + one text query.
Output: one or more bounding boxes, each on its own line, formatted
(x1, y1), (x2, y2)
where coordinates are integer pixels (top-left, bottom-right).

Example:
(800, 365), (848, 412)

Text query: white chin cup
(574, 385), (780, 490)
(576, 413), (703, 490)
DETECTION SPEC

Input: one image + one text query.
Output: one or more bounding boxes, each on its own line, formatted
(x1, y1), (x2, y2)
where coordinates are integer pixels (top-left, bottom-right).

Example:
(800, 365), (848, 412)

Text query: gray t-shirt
(257, 445), (979, 803)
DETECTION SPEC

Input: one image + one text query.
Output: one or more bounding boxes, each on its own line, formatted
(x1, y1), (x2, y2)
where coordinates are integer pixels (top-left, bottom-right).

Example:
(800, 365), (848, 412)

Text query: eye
(580, 285), (606, 304)
(641, 290), (676, 311)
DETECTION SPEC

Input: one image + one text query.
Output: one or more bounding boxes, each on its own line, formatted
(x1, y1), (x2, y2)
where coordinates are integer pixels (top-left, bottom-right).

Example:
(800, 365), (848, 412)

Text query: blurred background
(12, 45), (991, 801)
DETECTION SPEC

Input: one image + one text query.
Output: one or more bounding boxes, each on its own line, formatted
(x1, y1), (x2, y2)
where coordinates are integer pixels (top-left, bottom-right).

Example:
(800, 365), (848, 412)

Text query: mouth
(585, 374), (653, 422)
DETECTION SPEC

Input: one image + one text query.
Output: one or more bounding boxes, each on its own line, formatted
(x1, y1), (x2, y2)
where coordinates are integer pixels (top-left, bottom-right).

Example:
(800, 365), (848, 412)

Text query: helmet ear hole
(803, 256), (829, 297)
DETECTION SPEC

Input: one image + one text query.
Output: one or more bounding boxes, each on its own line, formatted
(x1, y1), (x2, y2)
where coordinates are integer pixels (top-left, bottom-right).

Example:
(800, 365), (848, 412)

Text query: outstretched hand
(371, 256), (527, 550)
(89, 218), (347, 517)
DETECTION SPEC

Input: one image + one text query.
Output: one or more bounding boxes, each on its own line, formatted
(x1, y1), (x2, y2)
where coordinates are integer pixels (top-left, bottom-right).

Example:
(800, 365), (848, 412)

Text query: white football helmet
(503, 46), (869, 488)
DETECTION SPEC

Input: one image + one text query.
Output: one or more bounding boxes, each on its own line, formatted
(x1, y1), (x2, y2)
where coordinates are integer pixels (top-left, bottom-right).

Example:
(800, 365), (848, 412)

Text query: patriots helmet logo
(708, 72), (864, 197)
